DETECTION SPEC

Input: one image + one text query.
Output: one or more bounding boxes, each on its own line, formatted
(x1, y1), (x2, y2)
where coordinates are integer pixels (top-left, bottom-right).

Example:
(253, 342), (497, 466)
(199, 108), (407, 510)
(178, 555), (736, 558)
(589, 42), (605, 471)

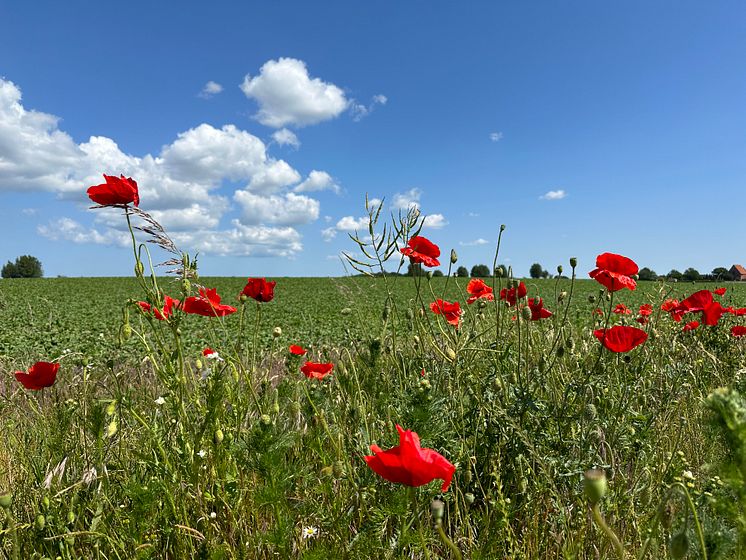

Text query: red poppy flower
(364, 424), (456, 492)
(732, 326), (746, 338)
(636, 317), (649, 325)
(15, 361), (60, 390)
(593, 325), (648, 353)
(732, 308), (746, 317)
(137, 295), (179, 321)
(683, 320), (699, 332)
(499, 281), (527, 307)
(430, 299), (462, 327)
(300, 361), (334, 380)
(241, 278), (276, 302)
(714, 287), (727, 296)
(289, 344), (307, 356)
(400, 236), (440, 268)
(183, 288), (237, 317)
(87, 174), (139, 207)
(639, 304), (653, 317)
(466, 279), (494, 304)
(661, 299), (679, 312)
(613, 303), (632, 315)
(703, 301), (729, 326)
(527, 297), (552, 320)
(589, 253), (638, 292)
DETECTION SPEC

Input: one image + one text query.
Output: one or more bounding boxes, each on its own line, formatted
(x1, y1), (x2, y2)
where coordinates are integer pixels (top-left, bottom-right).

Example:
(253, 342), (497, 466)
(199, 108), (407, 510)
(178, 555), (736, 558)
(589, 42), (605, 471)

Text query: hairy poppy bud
(213, 429), (224, 444)
(521, 306), (533, 321)
(430, 499), (445, 524)
(181, 279), (191, 294)
(272, 326), (282, 338)
(0, 492), (11, 509)
(570, 257), (577, 268)
(450, 249), (458, 264)
(260, 414), (272, 426)
(669, 531), (689, 559)
(134, 261), (144, 277)
(446, 348), (456, 361)
(583, 469), (607, 505)
(35, 514), (46, 530)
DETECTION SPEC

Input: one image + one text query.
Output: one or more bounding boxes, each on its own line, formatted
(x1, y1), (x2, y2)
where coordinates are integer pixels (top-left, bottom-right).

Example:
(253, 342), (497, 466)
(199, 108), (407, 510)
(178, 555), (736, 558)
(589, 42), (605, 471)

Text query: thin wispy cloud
(489, 132), (503, 142)
(460, 238), (490, 246)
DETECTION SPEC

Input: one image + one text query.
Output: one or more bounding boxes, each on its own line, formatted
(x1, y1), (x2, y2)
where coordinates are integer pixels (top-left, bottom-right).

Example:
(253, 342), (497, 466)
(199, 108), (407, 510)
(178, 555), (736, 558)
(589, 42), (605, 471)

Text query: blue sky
(1, 1), (745, 277)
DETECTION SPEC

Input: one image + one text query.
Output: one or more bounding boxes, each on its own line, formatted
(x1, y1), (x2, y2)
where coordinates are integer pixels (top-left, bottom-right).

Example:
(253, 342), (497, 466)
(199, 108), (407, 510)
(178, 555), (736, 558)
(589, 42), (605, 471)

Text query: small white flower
(154, 396), (166, 406)
(197, 449), (207, 459)
(302, 526), (319, 539)
(683, 470), (696, 481)
(210, 511), (217, 519)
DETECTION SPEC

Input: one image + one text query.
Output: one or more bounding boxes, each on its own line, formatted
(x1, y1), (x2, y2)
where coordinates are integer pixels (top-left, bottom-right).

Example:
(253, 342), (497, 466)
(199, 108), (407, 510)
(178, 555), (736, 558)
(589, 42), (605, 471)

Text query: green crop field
(2, 255), (746, 558)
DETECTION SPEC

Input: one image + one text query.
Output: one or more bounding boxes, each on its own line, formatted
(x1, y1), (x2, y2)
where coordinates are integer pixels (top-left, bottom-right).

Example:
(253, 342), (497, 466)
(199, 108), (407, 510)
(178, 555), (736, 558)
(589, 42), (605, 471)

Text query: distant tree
(682, 268), (701, 282)
(712, 267), (731, 281)
(2, 255), (42, 278)
(638, 267), (658, 281)
(470, 264), (491, 278)
(406, 263), (425, 277)
(667, 269), (683, 281)
(432, 269), (444, 277)
(529, 263), (545, 279)
(456, 266), (469, 278)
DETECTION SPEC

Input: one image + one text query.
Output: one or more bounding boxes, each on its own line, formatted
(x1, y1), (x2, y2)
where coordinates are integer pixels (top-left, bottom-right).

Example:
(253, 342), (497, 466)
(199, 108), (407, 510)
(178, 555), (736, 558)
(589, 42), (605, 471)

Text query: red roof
(732, 264), (746, 275)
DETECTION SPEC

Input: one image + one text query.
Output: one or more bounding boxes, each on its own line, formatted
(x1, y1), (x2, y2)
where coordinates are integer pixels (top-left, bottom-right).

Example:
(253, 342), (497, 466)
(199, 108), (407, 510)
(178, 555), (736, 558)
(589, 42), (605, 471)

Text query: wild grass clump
(0, 193), (745, 558)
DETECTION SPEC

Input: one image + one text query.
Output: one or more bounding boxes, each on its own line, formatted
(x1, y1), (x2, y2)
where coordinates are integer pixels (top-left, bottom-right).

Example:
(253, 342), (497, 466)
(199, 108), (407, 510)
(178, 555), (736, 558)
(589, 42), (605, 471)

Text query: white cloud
(247, 159), (301, 194)
(350, 94), (388, 121)
(321, 227), (337, 242)
(422, 213), (447, 229)
(460, 238), (490, 246)
(21, 208), (37, 216)
(372, 94), (388, 105)
(391, 188), (421, 211)
(171, 220), (302, 257)
(294, 170), (340, 194)
(234, 191), (319, 226)
(336, 216), (368, 231)
(198, 81), (223, 99)
(271, 128), (300, 148)
(240, 58), (349, 128)
(37, 218), (129, 247)
(539, 189), (567, 201)
(489, 132), (503, 142)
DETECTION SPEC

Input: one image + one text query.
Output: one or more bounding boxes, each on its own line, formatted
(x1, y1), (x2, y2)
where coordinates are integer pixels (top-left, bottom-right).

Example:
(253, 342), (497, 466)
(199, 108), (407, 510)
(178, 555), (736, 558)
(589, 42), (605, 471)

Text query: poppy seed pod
(427, 270), (434, 280)
(450, 249), (458, 264)
(570, 257), (577, 268)
(273, 326), (282, 338)
(500, 224), (506, 231)
(583, 469), (607, 505)
(465, 492), (475, 505)
(557, 265), (563, 275)
(430, 499), (445, 522)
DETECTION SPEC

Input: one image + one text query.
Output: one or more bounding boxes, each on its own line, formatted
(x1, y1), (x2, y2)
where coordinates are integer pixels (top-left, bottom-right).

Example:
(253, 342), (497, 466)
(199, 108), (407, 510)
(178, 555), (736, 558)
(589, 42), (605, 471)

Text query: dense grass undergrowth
(2, 200), (746, 559)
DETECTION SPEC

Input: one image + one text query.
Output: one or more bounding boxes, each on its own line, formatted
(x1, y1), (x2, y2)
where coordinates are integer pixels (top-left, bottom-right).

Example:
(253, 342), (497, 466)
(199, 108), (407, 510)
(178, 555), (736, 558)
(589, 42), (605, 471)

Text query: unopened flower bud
(272, 326), (282, 338)
(450, 249), (458, 264)
(260, 414), (272, 426)
(239, 293), (248, 302)
(430, 499), (445, 523)
(195, 358), (203, 369)
(446, 347), (456, 361)
(134, 261), (145, 277)
(106, 420), (118, 438)
(521, 306), (533, 321)
(213, 429), (224, 444)
(341, 307), (352, 315)
(35, 514), (46, 530)
(583, 469), (607, 505)
(588, 294), (596, 304)
(557, 265), (563, 275)
(426, 270), (434, 280)
(669, 531), (689, 559)
(465, 492), (475, 505)
(570, 257), (577, 268)
(67, 511), (76, 524)
(500, 224), (506, 232)
(0, 492), (11, 509)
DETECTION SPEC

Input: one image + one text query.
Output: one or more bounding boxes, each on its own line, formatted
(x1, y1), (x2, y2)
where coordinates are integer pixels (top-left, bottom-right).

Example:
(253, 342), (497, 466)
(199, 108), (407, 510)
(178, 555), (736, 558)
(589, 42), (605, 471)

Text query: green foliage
(638, 267), (658, 281)
(456, 266), (469, 277)
(529, 262), (545, 279)
(2, 254), (43, 278)
(470, 264), (490, 277)
(668, 269), (683, 281)
(683, 267), (701, 282)
(713, 267), (732, 281)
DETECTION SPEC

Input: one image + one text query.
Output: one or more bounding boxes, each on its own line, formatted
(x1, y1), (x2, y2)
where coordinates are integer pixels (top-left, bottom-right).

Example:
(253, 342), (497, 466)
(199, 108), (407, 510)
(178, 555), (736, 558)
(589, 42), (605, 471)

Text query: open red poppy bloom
(613, 303), (632, 315)
(183, 288), (237, 317)
(714, 287), (727, 296)
(364, 424), (455, 492)
(466, 279), (494, 304)
(639, 304), (653, 317)
(87, 174), (139, 207)
(589, 252), (638, 292)
(683, 320), (700, 332)
(733, 308), (746, 317)
(593, 325), (648, 353)
(703, 301), (730, 326)
(400, 236), (440, 267)
(499, 281), (527, 306)
(241, 278), (276, 302)
(527, 297), (552, 320)
(137, 295), (179, 321)
(661, 299), (679, 312)
(15, 361), (60, 390)
(430, 299), (462, 327)
(289, 344), (307, 356)
(300, 361), (334, 380)
(636, 317), (649, 325)
(732, 326), (746, 338)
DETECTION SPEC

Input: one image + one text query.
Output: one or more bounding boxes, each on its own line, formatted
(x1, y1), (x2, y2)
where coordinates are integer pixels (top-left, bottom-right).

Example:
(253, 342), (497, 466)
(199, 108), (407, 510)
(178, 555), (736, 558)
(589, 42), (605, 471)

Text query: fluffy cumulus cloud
(422, 213), (447, 229)
(335, 216), (369, 232)
(199, 81), (223, 99)
(0, 77), (333, 258)
(391, 188), (422, 211)
(294, 170), (340, 194)
(540, 189), (567, 201)
(271, 128), (300, 148)
(240, 58), (349, 128)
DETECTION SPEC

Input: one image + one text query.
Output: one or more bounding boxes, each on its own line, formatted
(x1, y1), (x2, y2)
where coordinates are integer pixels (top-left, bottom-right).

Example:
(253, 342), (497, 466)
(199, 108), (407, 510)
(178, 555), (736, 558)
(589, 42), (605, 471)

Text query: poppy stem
(435, 522), (463, 560)
(590, 503), (626, 559)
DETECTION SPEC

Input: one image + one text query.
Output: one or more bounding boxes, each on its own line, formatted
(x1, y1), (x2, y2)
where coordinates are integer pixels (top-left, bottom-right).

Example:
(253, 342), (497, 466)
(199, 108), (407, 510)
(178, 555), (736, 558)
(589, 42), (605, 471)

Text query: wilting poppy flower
(87, 174), (139, 207)
(241, 278), (276, 302)
(703, 301), (729, 326)
(430, 299), (462, 327)
(527, 297), (552, 320)
(732, 326), (746, 338)
(661, 299), (679, 312)
(613, 304), (632, 315)
(636, 317), (649, 325)
(683, 321), (700, 332)
(15, 361), (60, 390)
(593, 325), (648, 353)
(589, 253), (638, 292)
(137, 295), (179, 321)
(202, 348), (223, 361)
(400, 236), (441, 268)
(289, 345), (307, 356)
(364, 424), (456, 492)
(183, 288), (237, 317)
(300, 361), (334, 380)
(714, 287), (727, 296)
(499, 281), (527, 307)
(639, 304), (653, 317)
(466, 279), (494, 304)
(593, 308), (604, 316)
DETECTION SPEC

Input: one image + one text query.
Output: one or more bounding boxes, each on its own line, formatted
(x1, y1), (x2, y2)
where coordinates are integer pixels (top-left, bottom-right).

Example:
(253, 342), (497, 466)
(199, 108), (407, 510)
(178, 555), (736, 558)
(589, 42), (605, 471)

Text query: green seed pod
(239, 293), (248, 303)
(583, 469), (607, 505)
(0, 492), (11, 509)
(570, 257), (577, 268)
(430, 499), (445, 523)
(465, 492), (475, 505)
(272, 326), (282, 338)
(35, 514), (46, 530)
(446, 348), (456, 361)
(500, 224), (506, 232)
(213, 429), (224, 444)
(67, 511), (76, 525)
(450, 249), (458, 264)
(669, 531), (689, 559)
(557, 265), (563, 275)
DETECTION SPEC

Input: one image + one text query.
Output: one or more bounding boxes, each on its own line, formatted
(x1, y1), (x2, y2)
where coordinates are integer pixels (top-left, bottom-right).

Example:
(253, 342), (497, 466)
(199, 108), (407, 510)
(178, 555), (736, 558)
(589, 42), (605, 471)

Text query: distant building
(730, 264), (746, 281)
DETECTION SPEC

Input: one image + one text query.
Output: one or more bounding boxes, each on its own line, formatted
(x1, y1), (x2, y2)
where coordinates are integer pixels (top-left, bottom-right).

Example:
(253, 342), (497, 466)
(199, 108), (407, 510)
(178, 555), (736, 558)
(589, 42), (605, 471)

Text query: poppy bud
(134, 261), (144, 277)
(583, 469), (607, 505)
(500, 224), (506, 231)
(213, 429), (224, 444)
(260, 414), (272, 426)
(446, 348), (456, 361)
(430, 499), (445, 525)
(557, 265), (563, 275)
(67, 511), (76, 524)
(272, 401), (280, 414)
(106, 401), (116, 416)
(0, 492), (11, 509)
(450, 249), (458, 264)
(570, 257), (577, 268)
(239, 293), (248, 302)
(478, 299), (487, 309)
(521, 306), (532, 321)
(272, 327), (282, 338)
(106, 420), (118, 438)
(195, 358), (203, 369)
(181, 279), (191, 294)
(35, 514), (46, 530)
(465, 492), (475, 505)
(558, 291), (567, 302)
(669, 531), (689, 559)
(41, 495), (50, 510)
(427, 270), (434, 280)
